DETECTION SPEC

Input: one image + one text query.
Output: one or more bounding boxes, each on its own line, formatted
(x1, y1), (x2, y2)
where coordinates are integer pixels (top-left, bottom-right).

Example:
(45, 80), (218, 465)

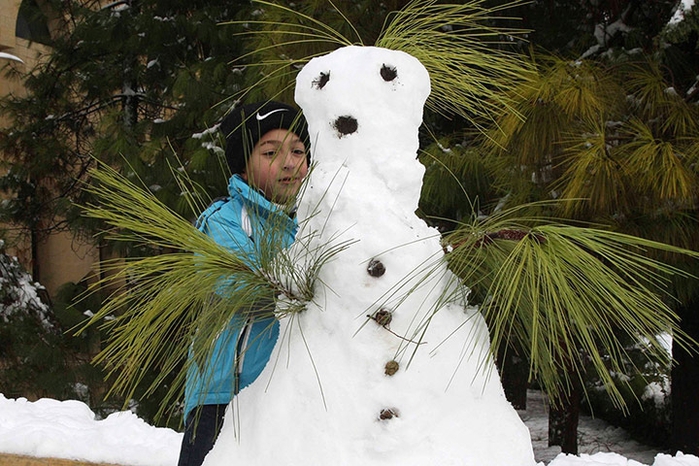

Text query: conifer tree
(0, 0), (250, 261)
(0, 0), (252, 424)
(419, 0), (699, 450)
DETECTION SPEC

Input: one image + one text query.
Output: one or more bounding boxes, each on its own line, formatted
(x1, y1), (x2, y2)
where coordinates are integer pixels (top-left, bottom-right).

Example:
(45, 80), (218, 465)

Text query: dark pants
(177, 404), (227, 466)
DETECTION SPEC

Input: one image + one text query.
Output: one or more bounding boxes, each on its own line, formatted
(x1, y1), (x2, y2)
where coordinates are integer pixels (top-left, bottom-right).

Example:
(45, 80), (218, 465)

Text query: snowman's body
(204, 46), (536, 466)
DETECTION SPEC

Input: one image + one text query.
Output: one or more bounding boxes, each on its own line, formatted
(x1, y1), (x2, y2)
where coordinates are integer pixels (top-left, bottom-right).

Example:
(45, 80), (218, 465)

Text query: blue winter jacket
(183, 174), (297, 420)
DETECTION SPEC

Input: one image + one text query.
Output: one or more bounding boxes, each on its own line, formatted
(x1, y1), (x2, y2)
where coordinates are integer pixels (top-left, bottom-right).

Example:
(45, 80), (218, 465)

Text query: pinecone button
(367, 258), (386, 277)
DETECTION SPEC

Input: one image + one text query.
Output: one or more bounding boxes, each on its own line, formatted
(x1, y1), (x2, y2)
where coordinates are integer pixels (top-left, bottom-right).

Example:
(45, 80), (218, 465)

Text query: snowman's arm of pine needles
(79, 163), (352, 419)
(79, 164), (287, 417)
(443, 206), (699, 409)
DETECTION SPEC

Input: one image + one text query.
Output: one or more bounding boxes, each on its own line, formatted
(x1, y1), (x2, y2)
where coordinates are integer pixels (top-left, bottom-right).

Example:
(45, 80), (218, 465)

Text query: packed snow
(0, 393), (180, 466)
(204, 45), (533, 466)
(0, 52), (24, 63)
(0, 247), (51, 328)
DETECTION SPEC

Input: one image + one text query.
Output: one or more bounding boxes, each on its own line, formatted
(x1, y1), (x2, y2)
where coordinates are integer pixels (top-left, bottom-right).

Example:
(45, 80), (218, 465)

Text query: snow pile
(0, 394), (181, 466)
(669, 0), (696, 25)
(548, 452), (699, 466)
(2, 391), (699, 465)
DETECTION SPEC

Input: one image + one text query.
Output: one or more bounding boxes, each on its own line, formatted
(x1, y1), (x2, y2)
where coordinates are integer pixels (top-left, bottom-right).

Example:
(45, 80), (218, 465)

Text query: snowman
(204, 46), (537, 466)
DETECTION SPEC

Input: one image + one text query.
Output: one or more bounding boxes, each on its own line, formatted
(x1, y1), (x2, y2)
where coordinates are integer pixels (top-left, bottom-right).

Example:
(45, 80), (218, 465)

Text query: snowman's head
(294, 46), (431, 164)
(294, 46), (431, 211)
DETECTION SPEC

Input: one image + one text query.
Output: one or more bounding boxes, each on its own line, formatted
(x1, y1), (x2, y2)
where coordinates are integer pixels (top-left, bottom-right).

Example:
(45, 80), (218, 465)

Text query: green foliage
(497, 0), (678, 57)
(418, 42), (699, 423)
(0, 253), (178, 425)
(376, 0), (535, 128)
(429, 54), (699, 223)
(226, 0), (534, 129)
(225, 0), (408, 102)
(442, 205), (697, 408)
(660, 0), (699, 92)
(583, 332), (673, 447)
(418, 138), (496, 228)
(0, 246), (79, 400)
(0, 0), (250, 246)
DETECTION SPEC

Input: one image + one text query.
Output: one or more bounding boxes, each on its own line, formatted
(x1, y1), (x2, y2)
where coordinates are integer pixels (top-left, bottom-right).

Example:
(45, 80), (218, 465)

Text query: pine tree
(0, 0), (255, 425)
(417, 0), (699, 454)
(0, 0), (251, 262)
(420, 46), (699, 456)
(0, 241), (69, 399)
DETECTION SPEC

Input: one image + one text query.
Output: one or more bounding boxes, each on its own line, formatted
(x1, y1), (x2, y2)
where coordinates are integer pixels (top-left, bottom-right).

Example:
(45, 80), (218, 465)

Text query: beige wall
(36, 231), (100, 298)
(0, 0), (22, 51)
(2, 0), (32, 274)
(1, 0), (98, 299)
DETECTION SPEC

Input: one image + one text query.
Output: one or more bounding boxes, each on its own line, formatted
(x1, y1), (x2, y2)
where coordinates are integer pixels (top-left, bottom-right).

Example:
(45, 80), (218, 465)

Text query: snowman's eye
(380, 64), (397, 82)
(312, 71), (330, 89)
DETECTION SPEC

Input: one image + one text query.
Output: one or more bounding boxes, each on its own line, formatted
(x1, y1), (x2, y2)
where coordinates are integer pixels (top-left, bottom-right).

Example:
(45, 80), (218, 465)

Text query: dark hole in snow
(367, 259), (386, 277)
(379, 408), (399, 420)
(333, 115), (358, 137)
(312, 71), (330, 89)
(380, 64), (397, 81)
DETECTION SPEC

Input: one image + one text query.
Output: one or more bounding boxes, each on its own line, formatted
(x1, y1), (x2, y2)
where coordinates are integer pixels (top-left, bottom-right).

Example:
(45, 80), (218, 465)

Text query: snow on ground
(519, 390), (690, 466)
(0, 394), (180, 466)
(1, 390), (697, 466)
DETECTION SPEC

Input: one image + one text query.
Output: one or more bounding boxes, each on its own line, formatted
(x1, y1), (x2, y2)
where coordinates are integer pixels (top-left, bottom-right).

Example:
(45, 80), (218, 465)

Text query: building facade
(1, 0), (98, 300)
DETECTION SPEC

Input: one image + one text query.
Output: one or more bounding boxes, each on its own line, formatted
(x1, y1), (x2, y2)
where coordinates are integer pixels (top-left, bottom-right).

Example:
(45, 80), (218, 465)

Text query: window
(15, 0), (51, 45)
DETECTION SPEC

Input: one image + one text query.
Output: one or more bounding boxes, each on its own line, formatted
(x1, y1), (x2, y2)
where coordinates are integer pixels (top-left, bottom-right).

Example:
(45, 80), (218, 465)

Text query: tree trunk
(671, 293), (699, 455)
(497, 340), (529, 410)
(548, 354), (582, 455)
(548, 384), (581, 454)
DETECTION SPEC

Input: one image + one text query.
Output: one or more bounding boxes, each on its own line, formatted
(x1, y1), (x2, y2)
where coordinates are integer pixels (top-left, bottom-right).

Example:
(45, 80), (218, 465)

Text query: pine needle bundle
(81, 163), (347, 419)
(375, 0), (534, 126)
(443, 204), (698, 408)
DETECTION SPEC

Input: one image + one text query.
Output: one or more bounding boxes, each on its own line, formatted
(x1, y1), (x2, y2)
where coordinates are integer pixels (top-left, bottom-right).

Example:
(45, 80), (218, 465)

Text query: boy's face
(242, 128), (309, 204)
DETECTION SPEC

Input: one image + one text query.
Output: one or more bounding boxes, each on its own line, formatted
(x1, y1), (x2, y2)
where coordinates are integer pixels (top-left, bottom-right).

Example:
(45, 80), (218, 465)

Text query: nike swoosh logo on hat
(256, 108), (288, 121)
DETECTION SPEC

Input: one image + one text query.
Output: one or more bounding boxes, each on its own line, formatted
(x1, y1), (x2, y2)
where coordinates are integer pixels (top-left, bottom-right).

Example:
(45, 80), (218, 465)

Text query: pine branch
(78, 161), (350, 417)
(442, 206), (699, 407)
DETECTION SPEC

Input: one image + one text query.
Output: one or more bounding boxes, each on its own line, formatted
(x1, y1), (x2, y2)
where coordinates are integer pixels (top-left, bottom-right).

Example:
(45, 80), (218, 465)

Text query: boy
(177, 101), (310, 466)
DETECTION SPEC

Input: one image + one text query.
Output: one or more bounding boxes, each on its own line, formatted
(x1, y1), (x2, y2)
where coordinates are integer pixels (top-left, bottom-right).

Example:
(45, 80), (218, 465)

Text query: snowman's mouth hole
(334, 115), (358, 137)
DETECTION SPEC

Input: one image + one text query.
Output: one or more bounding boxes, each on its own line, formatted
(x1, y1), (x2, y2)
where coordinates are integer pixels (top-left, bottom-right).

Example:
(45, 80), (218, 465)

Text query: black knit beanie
(220, 101), (311, 175)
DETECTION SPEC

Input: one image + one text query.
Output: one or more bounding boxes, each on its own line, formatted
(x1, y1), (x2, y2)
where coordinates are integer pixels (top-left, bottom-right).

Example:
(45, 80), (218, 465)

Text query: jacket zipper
(234, 318), (252, 394)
